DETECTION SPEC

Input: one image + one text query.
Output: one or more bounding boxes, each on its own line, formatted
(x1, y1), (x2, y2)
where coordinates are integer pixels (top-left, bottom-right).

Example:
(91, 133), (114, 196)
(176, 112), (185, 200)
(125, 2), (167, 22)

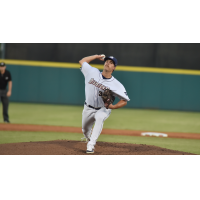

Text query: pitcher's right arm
(79, 55), (104, 66)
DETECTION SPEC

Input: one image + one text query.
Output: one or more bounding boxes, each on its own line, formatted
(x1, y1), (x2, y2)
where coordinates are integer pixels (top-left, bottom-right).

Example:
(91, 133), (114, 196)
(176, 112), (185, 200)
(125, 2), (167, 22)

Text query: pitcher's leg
(88, 108), (111, 147)
(82, 105), (96, 140)
(1, 96), (9, 122)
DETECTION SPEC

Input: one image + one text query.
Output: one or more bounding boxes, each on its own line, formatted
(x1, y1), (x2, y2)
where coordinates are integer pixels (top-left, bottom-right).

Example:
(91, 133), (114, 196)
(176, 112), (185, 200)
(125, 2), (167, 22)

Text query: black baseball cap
(0, 62), (6, 67)
(104, 56), (118, 67)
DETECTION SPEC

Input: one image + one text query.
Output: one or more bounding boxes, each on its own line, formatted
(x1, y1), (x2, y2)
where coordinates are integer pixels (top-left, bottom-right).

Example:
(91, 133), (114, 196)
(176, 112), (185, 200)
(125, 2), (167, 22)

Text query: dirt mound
(0, 140), (195, 155)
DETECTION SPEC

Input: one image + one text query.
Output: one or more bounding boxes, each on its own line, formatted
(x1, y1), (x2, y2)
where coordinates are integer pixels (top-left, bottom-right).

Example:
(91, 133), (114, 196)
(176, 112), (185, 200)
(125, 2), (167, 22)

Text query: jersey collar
(100, 72), (114, 81)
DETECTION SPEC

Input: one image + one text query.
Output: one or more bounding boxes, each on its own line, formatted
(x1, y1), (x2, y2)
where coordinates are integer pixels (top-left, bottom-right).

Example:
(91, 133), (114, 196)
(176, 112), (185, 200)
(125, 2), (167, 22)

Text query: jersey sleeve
(112, 81), (130, 101)
(113, 93), (127, 101)
(80, 62), (93, 77)
(113, 91), (130, 101)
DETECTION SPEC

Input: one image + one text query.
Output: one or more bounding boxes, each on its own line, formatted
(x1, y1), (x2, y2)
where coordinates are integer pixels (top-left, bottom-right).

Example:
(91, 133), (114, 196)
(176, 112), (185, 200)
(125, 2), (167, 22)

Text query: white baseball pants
(82, 104), (111, 147)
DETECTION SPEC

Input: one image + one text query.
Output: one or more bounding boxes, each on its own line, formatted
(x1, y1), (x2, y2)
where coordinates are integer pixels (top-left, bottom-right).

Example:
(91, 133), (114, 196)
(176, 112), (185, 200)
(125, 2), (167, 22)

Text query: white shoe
(86, 144), (94, 154)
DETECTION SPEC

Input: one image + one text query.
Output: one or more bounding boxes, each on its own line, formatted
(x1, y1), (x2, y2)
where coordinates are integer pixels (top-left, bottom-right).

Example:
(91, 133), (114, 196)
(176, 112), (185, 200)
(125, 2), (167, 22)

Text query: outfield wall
(1, 59), (200, 111)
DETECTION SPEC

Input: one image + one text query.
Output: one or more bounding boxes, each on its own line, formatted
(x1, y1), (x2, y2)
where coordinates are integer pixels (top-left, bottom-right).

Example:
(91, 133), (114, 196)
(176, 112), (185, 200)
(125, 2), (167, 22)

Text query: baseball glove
(101, 89), (115, 108)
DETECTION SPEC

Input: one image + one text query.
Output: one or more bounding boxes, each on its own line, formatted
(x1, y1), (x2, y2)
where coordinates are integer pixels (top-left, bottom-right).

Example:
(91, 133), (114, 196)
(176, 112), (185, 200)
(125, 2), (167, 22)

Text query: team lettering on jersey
(88, 78), (110, 91)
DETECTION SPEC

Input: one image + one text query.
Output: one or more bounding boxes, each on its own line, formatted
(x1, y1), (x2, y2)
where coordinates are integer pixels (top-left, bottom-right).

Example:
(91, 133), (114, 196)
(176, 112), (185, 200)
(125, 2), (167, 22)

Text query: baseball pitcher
(79, 54), (130, 153)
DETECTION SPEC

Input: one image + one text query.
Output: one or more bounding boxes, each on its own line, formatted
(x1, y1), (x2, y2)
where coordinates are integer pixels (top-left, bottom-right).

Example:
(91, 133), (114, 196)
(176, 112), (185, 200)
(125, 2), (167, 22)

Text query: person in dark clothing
(0, 62), (12, 123)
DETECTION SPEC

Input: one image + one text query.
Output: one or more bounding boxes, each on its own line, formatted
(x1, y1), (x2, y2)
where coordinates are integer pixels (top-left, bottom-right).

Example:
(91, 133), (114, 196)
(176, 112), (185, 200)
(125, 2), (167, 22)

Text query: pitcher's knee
(82, 128), (92, 135)
(95, 115), (106, 122)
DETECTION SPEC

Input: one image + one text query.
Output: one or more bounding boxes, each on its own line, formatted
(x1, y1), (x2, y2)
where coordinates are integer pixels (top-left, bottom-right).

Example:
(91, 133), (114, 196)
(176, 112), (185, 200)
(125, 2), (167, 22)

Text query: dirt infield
(0, 123), (199, 155)
(0, 140), (195, 155)
(1, 123), (200, 140)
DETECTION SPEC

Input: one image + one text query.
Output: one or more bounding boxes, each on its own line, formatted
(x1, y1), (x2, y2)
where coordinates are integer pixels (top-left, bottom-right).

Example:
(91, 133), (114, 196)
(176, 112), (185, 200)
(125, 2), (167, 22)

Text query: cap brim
(0, 62), (6, 67)
(104, 57), (116, 66)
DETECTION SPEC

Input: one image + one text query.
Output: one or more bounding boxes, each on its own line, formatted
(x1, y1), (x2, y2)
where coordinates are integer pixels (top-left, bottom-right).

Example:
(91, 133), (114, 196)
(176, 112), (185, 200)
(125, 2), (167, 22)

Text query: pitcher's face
(104, 59), (116, 73)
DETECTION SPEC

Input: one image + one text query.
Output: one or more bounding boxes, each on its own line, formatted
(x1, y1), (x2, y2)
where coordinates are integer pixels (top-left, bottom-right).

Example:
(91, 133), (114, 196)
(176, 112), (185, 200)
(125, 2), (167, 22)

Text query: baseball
(101, 54), (105, 60)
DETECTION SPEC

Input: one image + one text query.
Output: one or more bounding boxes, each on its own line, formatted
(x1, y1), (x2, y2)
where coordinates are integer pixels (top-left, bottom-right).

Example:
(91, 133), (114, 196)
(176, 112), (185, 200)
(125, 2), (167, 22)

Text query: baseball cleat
(86, 144), (94, 154)
(86, 149), (94, 154)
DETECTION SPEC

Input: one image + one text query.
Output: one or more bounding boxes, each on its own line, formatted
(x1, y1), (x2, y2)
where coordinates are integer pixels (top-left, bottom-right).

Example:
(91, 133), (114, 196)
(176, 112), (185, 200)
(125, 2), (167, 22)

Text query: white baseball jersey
(81, 62), (130, 108)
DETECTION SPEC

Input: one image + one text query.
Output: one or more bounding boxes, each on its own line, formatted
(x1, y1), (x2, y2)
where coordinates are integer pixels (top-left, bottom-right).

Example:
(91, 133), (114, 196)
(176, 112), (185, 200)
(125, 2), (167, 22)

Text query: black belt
(85, 102), (101, 110)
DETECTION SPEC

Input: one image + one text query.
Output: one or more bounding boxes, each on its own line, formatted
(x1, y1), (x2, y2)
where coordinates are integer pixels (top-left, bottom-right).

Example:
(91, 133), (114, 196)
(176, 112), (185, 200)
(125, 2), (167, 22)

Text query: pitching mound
(0, 140), (194, 155)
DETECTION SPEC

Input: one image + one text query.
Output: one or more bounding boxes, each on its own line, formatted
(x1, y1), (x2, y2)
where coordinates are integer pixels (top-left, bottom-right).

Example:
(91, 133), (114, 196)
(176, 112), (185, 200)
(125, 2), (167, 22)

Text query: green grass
(6, 102), (83, 127)
(0, 131), (83, 144)
(1, 131), (200, 154)
(2, 102), (200, 133)
(1, 102), (200, 154)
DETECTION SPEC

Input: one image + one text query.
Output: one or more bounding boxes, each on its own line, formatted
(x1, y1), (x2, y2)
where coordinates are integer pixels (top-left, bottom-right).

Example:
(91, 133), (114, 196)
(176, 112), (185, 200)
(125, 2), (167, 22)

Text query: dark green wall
(113, 71), (200, 111)
(9, 65), (85, 105)
(7, 65), (200, 111)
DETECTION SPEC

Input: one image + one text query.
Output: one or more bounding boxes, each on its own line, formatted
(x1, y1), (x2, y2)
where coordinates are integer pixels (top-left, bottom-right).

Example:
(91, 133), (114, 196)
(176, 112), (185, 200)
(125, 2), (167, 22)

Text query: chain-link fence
(4, 43), (200, 70)
(0, 43), (1, 58)
(0, 43), (5, 59)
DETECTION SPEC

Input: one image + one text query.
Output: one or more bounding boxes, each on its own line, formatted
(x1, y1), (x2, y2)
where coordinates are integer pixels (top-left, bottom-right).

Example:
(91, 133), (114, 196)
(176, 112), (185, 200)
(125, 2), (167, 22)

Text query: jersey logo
(5, 77), (8, 80)
(88, 78), (109, 90)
